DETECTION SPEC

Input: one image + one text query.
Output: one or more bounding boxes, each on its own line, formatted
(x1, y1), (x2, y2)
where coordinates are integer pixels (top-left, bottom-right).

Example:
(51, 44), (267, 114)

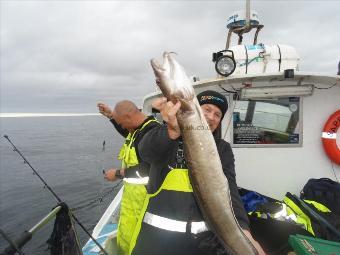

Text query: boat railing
(0, 206), (63, 255)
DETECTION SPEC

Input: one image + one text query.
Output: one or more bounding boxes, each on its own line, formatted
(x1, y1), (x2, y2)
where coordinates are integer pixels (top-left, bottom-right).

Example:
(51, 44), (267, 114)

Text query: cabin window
(232, 97), (301, 146)
(152, 108), (163, 123)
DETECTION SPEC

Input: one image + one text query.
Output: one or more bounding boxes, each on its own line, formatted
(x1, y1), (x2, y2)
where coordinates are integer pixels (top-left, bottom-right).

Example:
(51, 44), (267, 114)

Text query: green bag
(288, 234), (340, 255)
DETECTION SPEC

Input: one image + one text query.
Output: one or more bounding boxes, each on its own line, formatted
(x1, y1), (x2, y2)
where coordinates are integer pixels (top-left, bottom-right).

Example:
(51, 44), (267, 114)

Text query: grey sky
(1, 1), (339, 113)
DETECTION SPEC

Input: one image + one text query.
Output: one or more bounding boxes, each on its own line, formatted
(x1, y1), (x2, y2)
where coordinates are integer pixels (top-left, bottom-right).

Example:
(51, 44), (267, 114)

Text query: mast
(246, 0), (250, 28)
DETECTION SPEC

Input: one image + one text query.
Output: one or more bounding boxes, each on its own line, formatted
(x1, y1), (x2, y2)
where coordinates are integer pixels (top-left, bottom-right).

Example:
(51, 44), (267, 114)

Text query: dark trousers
(132, 222), (228, 255)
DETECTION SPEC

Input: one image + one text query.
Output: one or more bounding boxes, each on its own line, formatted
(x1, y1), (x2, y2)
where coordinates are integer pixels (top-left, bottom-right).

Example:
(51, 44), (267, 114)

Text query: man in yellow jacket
(98, 100), (159, 254)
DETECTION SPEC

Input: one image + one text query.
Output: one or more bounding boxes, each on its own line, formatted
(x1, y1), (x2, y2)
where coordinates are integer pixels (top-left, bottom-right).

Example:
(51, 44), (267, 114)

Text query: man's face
(201, 104), (222, 132)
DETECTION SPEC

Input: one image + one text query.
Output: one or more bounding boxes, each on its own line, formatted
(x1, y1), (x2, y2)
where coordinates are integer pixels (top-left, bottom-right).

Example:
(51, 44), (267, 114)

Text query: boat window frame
(229, 95), (304, 148)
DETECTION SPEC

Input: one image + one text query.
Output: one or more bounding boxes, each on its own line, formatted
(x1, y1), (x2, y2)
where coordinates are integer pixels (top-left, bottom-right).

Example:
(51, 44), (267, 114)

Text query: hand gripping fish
(150, 52), (258, 255)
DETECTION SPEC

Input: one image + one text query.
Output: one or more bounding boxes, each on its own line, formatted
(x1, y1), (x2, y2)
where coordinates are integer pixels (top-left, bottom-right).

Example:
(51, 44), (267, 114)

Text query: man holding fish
(127, 51), (265, 255)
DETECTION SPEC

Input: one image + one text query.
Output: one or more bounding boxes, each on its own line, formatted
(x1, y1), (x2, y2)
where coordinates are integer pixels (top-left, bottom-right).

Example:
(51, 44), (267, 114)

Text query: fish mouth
(150, 58), (164, 76)
(151, 51), (195, 105)
(150, 52), (177, 73)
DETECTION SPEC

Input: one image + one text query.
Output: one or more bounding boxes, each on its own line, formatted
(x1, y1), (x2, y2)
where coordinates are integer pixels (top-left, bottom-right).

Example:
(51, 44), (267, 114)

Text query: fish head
(151, 52), (195, 103)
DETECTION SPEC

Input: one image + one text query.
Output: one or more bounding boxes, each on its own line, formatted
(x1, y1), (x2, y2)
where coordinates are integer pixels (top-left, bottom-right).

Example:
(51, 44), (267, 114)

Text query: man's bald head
(113, 100), (146, 132)
(114, 100), (139, 116)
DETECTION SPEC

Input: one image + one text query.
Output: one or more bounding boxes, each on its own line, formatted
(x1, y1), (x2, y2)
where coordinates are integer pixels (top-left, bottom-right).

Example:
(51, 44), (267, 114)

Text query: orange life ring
(321, 110), (340, 165)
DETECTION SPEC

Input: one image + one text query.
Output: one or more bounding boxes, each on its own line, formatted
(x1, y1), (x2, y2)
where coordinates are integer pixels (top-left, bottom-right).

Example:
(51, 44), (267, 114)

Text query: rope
(314, 82), (338, 90)
(71, 181), (122, 211)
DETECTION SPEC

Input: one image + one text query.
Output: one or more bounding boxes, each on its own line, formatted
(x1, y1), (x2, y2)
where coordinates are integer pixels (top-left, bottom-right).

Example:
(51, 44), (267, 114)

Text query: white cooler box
(229, 44), (300, 75)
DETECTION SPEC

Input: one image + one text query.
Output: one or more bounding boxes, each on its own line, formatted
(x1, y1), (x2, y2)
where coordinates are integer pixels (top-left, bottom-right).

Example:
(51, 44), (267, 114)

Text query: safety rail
(0, 206), (62, 255)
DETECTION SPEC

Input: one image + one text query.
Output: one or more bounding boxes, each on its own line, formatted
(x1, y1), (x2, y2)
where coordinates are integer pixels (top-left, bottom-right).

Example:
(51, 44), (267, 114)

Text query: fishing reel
(212, 50), (236, 77)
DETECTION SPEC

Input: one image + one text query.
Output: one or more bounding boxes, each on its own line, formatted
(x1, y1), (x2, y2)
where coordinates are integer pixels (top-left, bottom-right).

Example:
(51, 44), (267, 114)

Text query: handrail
(29, 206), (62, 234)
(1, 206), (62, 255)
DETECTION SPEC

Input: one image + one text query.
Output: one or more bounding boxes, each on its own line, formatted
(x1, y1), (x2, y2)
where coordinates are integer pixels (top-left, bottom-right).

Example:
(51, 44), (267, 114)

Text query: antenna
(246, 0), (250, 27)
(225, 0), (264, 49)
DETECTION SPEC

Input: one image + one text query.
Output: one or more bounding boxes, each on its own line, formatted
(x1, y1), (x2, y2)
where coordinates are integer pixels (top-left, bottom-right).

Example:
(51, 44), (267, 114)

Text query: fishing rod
(3, 135), (109, 255)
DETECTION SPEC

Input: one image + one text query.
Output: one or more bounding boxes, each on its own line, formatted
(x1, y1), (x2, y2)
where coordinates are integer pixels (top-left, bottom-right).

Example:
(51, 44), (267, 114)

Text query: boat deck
(82, 223), (117, 254)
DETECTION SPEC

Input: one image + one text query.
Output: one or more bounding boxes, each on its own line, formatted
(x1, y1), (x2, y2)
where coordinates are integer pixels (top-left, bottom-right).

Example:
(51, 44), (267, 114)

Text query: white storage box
(228, 44), (299, 75)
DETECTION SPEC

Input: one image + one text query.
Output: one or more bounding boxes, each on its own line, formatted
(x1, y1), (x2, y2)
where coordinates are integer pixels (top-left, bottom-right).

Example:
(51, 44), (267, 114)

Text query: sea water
(0, 115), (124, 254)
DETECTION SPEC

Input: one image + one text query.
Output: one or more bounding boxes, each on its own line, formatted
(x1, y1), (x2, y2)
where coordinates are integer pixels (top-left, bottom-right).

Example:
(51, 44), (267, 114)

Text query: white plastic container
(228, 44), (299, 75)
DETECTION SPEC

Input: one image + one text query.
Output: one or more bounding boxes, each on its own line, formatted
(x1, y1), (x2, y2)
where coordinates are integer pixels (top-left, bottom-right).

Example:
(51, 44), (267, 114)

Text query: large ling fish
(150, 52), (258, 255)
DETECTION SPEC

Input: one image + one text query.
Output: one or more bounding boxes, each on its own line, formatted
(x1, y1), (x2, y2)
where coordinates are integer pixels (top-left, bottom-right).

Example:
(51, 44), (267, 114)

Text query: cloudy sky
(1, 1), (339, 113)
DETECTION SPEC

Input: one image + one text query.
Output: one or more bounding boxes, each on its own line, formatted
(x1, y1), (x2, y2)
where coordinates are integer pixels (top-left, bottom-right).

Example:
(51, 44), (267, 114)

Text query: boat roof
(142, 72), (340, 112)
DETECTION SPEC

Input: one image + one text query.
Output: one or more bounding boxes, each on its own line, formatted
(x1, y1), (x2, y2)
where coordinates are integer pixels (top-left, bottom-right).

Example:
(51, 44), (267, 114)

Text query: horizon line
(0, 113), (100, 118)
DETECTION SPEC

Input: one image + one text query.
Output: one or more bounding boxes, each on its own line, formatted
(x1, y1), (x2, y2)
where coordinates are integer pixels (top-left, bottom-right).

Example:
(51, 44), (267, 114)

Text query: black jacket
(138, 123), (250, 230)
(132, 124), (250, 255)
(110, 115), (159, 177)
